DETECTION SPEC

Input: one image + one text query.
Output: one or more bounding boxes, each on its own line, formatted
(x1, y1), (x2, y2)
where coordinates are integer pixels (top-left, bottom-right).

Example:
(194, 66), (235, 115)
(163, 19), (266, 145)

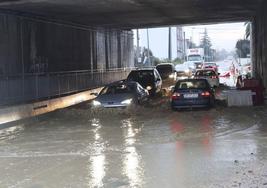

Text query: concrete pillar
(253, 1), (267, 91)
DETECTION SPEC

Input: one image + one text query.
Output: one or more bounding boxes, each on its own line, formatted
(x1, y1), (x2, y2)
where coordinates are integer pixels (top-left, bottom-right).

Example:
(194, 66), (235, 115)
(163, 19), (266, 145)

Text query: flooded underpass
(1, 103), (267, 188)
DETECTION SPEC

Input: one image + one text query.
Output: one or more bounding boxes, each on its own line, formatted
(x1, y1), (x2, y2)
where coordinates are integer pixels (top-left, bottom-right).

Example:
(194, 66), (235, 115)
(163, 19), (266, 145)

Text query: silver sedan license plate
(184, 93), (198, 98)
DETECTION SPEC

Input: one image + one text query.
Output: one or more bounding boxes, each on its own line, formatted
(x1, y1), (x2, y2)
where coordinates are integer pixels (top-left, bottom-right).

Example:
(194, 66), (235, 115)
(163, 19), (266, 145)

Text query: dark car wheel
(210, 97), (215, 107)
(149, 90), (157, 97)
(171, 105), (177, 111)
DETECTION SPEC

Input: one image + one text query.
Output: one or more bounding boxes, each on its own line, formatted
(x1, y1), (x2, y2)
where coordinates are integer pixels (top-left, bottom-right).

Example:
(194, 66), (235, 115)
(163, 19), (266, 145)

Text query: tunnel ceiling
(0, 0), (262, 29)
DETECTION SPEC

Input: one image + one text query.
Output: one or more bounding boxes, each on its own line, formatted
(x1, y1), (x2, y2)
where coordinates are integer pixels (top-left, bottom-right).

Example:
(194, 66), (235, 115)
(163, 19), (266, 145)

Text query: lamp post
(168, 27), (172, 61)
(147, 28), (151, 66)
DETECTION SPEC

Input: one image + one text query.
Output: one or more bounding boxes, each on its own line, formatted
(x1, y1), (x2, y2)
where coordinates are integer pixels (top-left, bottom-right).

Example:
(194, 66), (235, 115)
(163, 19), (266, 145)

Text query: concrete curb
(0, 88), (102, 125)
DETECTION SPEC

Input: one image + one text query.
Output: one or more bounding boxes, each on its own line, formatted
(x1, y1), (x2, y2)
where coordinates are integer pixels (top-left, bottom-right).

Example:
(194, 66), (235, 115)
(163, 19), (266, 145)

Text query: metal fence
(0, 68), (132, 106)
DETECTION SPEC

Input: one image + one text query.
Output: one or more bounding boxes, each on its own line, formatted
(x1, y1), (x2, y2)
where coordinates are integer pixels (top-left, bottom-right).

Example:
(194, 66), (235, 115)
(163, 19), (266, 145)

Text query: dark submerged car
(127, 69), (162, 96)
(156, 63), (177, 87)
(171, 79), (215, 110)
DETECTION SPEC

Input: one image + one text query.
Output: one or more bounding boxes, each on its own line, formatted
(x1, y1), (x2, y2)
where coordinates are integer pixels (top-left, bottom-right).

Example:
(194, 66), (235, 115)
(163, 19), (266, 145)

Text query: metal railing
(0, 68), (133, 106)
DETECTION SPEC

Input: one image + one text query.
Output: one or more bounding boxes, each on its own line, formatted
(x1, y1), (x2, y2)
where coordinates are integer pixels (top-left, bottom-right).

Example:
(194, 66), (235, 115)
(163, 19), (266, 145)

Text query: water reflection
(122, 119), (144, 187)
(200, 115), (213, 154)
(170, 114), (214, 155)
(88, 118), (106, 188)
(90, 155), (106, 187)
(0, 124), (25, 142)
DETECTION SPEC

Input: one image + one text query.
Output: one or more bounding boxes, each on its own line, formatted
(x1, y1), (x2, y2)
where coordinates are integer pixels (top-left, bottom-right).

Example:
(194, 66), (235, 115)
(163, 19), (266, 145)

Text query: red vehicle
(202, 62), (218, 72)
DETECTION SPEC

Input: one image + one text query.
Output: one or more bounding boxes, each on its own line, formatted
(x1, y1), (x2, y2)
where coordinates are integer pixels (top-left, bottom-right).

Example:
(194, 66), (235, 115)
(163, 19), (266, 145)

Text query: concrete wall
(252, 1), (267, 90)
(0, 13), (134, 75)
(0, 12), (134, 105)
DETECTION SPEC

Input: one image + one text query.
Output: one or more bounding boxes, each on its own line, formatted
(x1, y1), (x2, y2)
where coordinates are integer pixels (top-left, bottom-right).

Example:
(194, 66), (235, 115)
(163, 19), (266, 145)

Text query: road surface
(1, 103), (267, 188)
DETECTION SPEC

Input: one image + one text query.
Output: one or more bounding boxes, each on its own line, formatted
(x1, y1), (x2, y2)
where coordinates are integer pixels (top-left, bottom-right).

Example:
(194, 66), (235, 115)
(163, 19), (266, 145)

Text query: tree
(236, 39), (250, 58)
(215, 49), (229, 61)
(187, 40), (197, 49)
(173, 57), (183, 65)
(134, 47), (155, 67)
(199, 28), (212, 61)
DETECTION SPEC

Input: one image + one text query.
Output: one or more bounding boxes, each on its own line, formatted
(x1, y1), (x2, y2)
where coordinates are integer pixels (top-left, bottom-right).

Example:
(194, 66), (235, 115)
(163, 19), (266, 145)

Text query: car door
(136, 84), (148, 102)
(154, 69), (162, 92)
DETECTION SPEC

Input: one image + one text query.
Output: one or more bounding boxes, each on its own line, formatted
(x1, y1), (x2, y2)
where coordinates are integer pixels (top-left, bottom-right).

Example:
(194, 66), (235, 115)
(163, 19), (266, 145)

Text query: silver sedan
(91, 81), (149, 108)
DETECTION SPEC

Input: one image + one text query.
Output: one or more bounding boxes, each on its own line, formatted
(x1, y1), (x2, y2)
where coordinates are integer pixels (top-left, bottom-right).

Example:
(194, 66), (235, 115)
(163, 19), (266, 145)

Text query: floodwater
(1, 102), (267, 188)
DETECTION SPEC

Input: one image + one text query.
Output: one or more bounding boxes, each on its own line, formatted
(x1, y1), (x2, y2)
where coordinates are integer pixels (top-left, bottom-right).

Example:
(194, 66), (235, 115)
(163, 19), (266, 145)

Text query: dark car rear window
(175, 80), (208, 90)
(127, 71), (154, 81)
(156, 65), (173, 75)
(204, 63), (216, 67)
(195, 70), (216, 77)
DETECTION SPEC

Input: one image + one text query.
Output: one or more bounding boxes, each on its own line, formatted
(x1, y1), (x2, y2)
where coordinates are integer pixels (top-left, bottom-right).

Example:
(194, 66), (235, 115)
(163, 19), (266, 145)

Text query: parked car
(194, 69), (220, 87)
(202, 62), (218, 72)
(91, 81), (149, 108)
(156, 63), (177, 87)
(127, 69), (162, 96)
(171, 79), (215, 110)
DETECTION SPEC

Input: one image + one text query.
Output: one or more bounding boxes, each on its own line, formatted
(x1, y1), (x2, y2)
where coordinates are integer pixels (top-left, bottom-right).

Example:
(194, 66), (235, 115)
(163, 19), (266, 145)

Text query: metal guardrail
(0, 68), (133, 106)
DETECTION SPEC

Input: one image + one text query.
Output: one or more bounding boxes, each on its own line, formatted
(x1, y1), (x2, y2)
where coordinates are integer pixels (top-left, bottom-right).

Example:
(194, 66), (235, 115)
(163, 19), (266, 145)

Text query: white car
(194, 69), (220, 87)
(175, 63), (192, 78)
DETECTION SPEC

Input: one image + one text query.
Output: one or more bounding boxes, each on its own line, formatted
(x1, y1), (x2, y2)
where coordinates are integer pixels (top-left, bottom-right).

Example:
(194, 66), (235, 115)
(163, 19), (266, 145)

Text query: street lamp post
(147, 28), (151, 66)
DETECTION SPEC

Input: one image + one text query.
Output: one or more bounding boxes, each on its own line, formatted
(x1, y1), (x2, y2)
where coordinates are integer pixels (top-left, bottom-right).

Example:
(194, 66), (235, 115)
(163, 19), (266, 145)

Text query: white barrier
(222, 90), (254, 107)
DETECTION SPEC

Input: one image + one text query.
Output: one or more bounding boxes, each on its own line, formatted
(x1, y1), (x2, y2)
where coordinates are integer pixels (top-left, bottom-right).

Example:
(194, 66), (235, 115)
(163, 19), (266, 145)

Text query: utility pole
(183, 31), (186, 61)
(146, 28), (151, 66)
(136, 29), (140, 64)
(250, 22), (253, 77)
(168, 27), (172, 61)
(191, 27), (195, 47)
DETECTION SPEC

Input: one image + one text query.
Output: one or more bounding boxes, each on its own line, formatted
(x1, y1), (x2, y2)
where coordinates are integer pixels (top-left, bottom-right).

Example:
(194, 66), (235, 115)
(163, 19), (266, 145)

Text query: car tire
(210, 97), (215, 108)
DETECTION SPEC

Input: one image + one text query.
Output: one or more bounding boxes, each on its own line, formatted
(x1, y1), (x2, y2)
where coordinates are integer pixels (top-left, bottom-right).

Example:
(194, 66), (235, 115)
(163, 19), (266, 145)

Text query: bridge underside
(0, 0), (267, 106)
(0, 0), (262, 28)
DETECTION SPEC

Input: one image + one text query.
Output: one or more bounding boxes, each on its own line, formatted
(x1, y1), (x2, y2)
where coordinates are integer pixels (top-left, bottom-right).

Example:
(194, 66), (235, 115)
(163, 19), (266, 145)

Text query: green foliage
(188, 40), (197, 49)
(134, 46), (184, 67)
(199, 28), (212, 60)
(153, 57), (162, 66)
(173, 58), (183, 65)
(215, 49), (229, 61)
(236, 39), (250, 58)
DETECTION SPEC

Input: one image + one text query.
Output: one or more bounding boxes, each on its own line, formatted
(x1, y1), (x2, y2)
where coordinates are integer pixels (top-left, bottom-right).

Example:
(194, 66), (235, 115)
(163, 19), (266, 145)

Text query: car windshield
(195, 63), (202, 68)
(204, 63), (216, 67)
(188, 55), (202, 61)
(175, 80), (208, 90)
(156, 65), (173, 75)
(128, 71), (154, 81)
(195, 70), (216, 77)
(100, 84), (135, 95)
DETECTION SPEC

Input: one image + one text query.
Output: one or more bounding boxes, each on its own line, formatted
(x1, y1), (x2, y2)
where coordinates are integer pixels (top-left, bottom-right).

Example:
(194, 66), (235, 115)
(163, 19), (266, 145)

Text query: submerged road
(1, 103), (267, 188)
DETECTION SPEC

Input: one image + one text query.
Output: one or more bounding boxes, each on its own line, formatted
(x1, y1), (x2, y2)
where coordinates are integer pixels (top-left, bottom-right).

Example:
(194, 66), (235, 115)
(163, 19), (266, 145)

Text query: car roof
(196, 69), (216, 72)
(156, 63), (174, 67)
(131, 68), (155, 71)
(204, 62), (216, 65)
(107, 80), (137, 87)
(177, 78), (208, 82)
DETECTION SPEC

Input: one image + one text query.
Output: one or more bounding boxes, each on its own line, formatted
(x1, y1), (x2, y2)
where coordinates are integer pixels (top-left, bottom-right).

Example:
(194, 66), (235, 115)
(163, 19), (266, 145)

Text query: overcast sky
(133, 22), (246, 59)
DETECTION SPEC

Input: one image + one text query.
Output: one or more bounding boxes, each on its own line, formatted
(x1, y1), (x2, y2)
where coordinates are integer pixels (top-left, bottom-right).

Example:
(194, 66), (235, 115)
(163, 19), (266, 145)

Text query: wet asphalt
(0, 61), (265, 188)
(1, 101), (267, 188)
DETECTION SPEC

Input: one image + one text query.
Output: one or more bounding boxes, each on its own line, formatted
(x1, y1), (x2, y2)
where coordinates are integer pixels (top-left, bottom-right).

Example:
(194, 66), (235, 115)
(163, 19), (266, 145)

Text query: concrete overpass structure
(0, 0), (266, 106)
(0, 0), (262, 28)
